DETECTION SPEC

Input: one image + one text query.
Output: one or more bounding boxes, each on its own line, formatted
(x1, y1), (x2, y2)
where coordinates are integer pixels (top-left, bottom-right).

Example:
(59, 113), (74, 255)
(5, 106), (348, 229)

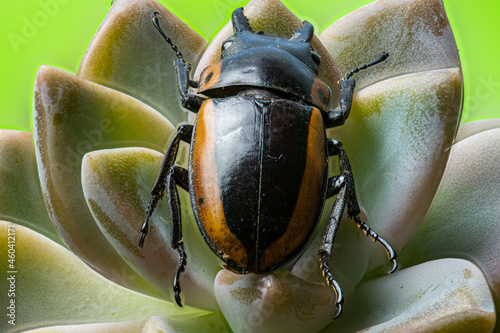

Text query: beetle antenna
(344, 52), (389, 80)
(152, 12), (186, 63)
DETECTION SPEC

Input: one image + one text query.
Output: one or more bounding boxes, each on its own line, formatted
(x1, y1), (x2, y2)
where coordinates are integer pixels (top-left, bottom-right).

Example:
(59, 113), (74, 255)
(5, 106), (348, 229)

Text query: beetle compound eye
(222, 41), (233, 51)
(311, 50), (321, 66)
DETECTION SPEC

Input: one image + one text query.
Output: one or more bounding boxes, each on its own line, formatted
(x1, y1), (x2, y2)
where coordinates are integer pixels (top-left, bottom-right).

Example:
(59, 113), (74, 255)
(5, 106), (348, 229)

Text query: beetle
(138, 7), (398, 318)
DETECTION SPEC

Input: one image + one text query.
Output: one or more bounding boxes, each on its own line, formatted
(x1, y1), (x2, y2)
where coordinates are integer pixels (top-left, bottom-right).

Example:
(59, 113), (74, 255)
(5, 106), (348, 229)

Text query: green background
(1, 0), (499, 132)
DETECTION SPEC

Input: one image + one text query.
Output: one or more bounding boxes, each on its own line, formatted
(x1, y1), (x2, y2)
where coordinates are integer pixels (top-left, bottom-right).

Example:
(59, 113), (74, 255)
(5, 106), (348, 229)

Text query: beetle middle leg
(319, 138), (398, 319)
(139, 124), (193, 307)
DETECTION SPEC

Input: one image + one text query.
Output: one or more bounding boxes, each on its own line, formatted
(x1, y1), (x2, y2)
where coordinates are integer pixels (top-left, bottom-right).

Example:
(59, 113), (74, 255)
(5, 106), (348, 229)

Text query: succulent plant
(1, 0), (499, 332)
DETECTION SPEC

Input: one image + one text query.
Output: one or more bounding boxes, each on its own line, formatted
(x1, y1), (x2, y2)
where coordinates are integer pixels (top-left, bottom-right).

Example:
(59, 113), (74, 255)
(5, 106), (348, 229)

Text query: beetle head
(221, 7), (321, 74)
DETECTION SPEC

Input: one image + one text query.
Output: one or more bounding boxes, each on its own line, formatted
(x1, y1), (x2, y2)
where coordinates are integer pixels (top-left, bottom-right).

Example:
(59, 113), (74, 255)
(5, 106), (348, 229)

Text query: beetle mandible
(138, 7), (398, 319)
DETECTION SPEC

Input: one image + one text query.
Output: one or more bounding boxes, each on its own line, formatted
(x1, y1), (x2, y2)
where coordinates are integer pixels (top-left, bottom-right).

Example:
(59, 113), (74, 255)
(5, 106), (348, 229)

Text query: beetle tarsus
(319, 251), (344, 319)
(138, 229), (147, 248)
(353, 215), (398, 274)
(138, 215), (150, 248)
(138, 194), (161, 248)
(173, 241), (187, 307)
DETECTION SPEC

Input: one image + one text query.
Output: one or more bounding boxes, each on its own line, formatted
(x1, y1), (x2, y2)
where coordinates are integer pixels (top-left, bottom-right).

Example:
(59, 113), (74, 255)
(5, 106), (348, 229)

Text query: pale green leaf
(33, 65), (175, 296)
(401, 128), (500, 314)
(0, 130), (62, 245)
(81, 147), (220, 310)
(0, 222), (210, 333)
(324, 259), (495, 332)
(78, 0), (207, 126)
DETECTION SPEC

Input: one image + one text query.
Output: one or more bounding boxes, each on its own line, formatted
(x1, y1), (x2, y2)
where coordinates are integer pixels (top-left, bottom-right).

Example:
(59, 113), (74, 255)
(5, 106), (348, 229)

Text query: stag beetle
(139, 7), (398, 318)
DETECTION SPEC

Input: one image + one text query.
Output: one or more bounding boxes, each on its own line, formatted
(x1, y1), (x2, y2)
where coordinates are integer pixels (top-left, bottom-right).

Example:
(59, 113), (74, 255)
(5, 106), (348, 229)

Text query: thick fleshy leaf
(401, 128), (500, 316)
(78, 0), (207, 126)
(33, 65), (175, 295)
(455, 118), (500, 143)
(320, 0), (461, 92)
(330, 69), (462, 253)
(81, 148), (220, 310)
(324, 259), (495, 332)
(22, 320), (144, 333)
(0, 221), (209, 333)
(214, 270), (337, 333)
(0, 130), (63, 245)
(318, 0), (463, 252)
(193, 0), (341, 107)
(140, 315), (230, 333)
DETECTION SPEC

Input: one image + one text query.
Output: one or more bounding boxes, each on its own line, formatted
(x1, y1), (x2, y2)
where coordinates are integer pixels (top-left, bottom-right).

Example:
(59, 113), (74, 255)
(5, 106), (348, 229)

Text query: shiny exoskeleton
(139, 8), (398, 318)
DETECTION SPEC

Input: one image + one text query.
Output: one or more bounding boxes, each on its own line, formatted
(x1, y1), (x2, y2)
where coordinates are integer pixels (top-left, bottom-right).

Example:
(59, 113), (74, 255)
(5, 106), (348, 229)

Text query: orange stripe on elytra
(192, 100), (248, 270)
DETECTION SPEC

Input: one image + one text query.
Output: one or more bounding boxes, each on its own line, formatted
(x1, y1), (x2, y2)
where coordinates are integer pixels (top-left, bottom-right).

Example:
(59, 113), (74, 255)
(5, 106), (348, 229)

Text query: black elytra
(139, 7), (398, 319)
